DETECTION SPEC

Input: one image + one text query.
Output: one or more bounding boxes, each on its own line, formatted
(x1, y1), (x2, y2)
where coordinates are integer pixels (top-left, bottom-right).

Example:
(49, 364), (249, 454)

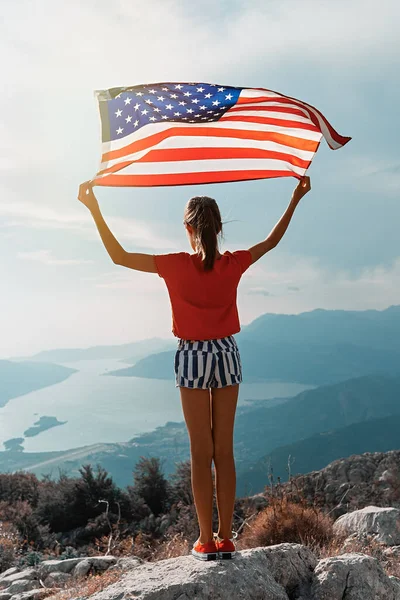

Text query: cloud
(0, 201), (178, 250)
(319, 152), (400, 199)
(17, 250), (94, 266)
(247, 288), (272, 296)
(81, 269), (163, 291)
(2, 0), (399, 95)
(238, 251), (400, 326)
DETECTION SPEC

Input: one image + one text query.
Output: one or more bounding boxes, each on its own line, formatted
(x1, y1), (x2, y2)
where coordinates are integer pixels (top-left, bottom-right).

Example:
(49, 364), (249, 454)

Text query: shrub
(131, 457), (169, 517)
(0, 473), (39, 506)
(239, 479), (335, 551)
(0, 521), (20, 572)
(168, 460), (193, 506)
(240, 495), (335, 550)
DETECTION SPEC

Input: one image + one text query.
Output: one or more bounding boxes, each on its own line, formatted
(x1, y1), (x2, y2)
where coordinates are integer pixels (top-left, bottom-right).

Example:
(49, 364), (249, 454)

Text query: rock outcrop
(2, 500), (400, 600)
(83, 544), (400, 600)
(311, 553), (399, 600)
(1, 542), (399, 600)
(333, 506), (400, 546)
(284, 450), (400, 516)
(0, 556), (121, 600)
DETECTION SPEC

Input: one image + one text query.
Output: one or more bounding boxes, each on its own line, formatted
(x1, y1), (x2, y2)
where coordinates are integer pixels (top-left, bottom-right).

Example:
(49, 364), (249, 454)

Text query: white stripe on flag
(100, 138), (315, 172)
(96, 158), (306, 179)
(101, 119), (322, 153)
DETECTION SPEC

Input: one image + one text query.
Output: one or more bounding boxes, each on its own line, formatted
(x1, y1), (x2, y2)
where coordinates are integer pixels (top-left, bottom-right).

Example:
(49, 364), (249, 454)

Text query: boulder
(240, 543), (317, 598)
(9, 591), (46, 600)
(38, 558), (82, 578)
(333, 506), (400, 545)
(4, 581), (40, 595)
(72, 559), (92, 578)
(85, 551), (288, 600)
(43, 572), (72, 587)
(0, 592), (12, 600)
(0, 571), (37, 590)
(311, 552), (400, 600)
(85, 543), (321, 600)
(391, 577), (400, 595)
(90, 557), (117, 572)
(114, 557), (143, 572)
(0, 569), (19, 581)
(10, 592), (46, 600)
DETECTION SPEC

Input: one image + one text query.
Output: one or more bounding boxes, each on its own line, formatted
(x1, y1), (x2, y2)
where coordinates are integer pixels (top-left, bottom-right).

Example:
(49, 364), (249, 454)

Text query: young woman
(77, 176), (311, 561)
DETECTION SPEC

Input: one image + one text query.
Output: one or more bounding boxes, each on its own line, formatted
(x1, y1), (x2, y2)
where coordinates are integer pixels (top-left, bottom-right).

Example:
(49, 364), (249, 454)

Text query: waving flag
(92, 82), (351, 187)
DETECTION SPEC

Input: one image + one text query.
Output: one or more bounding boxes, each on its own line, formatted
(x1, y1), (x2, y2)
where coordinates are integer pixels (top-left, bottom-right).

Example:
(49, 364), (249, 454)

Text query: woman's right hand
(78, 181), (99, 212)
(291, 176), (311, 205)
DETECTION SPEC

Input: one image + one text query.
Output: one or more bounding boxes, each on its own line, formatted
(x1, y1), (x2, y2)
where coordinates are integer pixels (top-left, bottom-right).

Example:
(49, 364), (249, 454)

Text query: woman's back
(154, 249), (252, 340)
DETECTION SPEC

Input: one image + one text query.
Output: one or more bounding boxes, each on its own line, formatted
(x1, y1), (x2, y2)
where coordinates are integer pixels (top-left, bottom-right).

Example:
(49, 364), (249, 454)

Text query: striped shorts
(175, 335), (242, 389)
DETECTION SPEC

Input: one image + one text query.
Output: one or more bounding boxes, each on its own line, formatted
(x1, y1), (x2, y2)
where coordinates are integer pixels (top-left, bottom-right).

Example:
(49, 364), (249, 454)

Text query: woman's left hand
(78, 181), (99, 212)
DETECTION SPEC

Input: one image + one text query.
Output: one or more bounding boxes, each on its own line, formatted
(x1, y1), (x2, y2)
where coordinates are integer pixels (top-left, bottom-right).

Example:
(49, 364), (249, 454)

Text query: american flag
(92, 81), (351, 187)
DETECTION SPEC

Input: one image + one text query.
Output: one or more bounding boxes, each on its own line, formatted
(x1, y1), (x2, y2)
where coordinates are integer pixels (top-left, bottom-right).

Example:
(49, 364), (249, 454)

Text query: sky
(1, 0), (399, 358)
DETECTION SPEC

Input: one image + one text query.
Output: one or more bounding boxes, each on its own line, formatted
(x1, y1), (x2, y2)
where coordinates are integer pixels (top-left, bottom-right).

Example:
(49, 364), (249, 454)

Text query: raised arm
(248, 176), (311, 264)
(77, 181), (157, 273)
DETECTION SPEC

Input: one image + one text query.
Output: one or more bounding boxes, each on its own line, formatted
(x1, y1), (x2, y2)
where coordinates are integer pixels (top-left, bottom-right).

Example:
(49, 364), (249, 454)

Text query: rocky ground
(278, 450), (400, 516)
(1, 506), (399, 600)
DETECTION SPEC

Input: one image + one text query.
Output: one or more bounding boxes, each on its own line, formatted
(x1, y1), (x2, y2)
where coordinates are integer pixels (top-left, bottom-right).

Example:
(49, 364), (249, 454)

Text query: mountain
(107, 350), (176, 379)
(236, 415), (400, 496)
(14, 337), (175, 363)
(239, 304), (400, 351)
(111, 341), (400, 385)
(107, 306), (400, 385)
(232, 374), (400, 461)
(0, 360), (77, 408)
(1, 373), (399, 488)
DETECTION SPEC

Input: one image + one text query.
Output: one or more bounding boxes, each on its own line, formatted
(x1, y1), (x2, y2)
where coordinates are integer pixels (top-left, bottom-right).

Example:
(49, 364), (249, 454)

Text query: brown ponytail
(184, 196), (222, 271)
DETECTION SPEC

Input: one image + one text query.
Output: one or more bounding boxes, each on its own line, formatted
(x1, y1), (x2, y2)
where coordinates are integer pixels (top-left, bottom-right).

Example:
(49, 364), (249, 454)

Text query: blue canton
(104, 82), (242, 142)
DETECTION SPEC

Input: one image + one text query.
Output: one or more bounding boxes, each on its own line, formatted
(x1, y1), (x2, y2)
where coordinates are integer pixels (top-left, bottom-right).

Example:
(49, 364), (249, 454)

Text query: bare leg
(211, 384), (239, 540)
(179, 387), (214, 544)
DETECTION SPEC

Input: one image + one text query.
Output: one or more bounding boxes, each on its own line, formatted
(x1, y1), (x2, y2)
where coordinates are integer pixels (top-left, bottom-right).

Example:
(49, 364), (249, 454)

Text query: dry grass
(46, 569), (123, 600)
(151, 532), (191, 560)
(0, 521), (21, 571)
(238, 495), (335, 552)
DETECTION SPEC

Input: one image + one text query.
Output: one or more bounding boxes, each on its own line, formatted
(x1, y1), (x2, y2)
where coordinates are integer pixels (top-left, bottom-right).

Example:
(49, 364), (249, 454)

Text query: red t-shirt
(153, 250), (252, 341)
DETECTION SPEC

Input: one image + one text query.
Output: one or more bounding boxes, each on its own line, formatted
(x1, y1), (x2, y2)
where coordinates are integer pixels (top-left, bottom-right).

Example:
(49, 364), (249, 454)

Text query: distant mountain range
(13, 337), (175, 363)
(239, 305), (400, 351)
(0, 360), (77, 408)
(1, 373), (399, 493)
(107, 305), (400, 385)
(2, 305), (399, 493)
(236, 414), (400, 496)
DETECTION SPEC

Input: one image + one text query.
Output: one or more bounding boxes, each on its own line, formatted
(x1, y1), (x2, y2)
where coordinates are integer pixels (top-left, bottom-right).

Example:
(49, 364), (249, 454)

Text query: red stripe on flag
(220, 115), (320, 132)
(229, 105), (309, 118)
(101, 127), (320, 163)
(93, 169), (300, 187)
(97, 147), (311, 177)
(238, 94), (351, 147)
(237, 96), (280, 104)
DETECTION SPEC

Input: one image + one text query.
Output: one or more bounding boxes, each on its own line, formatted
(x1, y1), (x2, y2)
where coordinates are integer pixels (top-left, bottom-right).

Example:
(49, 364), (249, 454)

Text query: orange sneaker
(213, 531), (238, 559)
(191, 537), (218, 561)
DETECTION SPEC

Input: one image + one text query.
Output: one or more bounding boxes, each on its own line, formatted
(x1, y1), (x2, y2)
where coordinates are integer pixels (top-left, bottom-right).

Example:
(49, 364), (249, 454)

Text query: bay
(0, 359), (315, 452)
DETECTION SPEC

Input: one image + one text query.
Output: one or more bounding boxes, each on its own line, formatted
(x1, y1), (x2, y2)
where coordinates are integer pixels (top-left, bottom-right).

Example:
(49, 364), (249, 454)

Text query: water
(0, 359), (314, 452)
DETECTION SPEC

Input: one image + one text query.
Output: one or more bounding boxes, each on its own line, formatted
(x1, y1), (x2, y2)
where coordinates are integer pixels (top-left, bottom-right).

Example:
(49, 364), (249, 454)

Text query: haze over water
(0, 359), (314, 453)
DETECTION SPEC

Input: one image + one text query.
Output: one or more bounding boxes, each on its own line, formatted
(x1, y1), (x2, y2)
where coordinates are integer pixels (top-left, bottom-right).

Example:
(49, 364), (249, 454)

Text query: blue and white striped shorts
(175, 335), (242, 389)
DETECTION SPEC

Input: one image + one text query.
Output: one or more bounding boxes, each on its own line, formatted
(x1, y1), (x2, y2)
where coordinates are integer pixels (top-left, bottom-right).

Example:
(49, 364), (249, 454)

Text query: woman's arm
(248, 176), (311, 264)
(77, 182), (157, 273)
